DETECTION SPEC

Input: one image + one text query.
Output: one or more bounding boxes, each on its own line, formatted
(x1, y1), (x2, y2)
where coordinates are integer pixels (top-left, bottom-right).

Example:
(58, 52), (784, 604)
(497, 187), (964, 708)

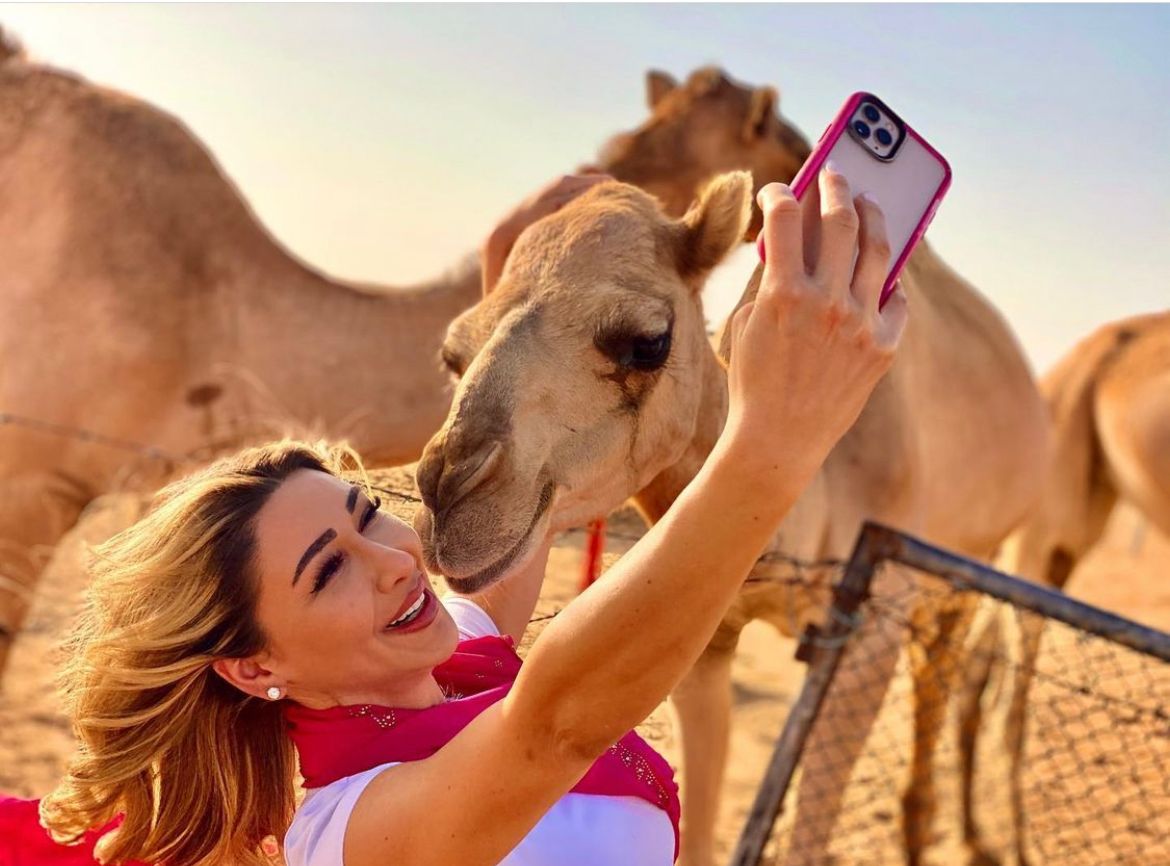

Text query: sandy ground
(0, 472), (1166, 865)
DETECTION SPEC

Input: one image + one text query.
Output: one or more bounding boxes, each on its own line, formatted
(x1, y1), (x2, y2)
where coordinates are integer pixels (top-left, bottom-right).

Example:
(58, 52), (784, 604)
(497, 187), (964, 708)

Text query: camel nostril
(437, 441), (504, 515)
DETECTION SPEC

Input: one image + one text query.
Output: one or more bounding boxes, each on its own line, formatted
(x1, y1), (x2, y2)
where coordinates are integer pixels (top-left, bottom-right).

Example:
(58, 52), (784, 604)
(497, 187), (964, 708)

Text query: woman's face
(243, 469), (460, 709)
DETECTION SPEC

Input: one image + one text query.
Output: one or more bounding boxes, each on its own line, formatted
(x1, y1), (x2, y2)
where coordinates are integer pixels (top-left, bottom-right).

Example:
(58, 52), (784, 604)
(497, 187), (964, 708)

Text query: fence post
(728, 522), (894, 866)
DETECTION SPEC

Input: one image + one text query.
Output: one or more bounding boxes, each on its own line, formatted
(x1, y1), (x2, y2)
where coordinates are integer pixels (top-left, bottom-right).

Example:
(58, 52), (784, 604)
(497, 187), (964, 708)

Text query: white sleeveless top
(283, 595), (675, 866)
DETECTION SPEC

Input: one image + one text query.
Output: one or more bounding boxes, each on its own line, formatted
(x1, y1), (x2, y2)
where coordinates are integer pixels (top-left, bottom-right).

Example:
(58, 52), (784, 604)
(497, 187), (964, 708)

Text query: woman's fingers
(812, 162), (860, 300)
(756, 182), (804, 294)
(875, 281), (909, 351)
(730, 300), (756, 346)
(851, 193), (893, 318)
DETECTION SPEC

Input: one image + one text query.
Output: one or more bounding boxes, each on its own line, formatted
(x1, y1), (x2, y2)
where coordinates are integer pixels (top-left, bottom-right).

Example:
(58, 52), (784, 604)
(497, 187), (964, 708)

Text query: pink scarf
(0, 796), (148, 866)
(284, 634), (681, 858)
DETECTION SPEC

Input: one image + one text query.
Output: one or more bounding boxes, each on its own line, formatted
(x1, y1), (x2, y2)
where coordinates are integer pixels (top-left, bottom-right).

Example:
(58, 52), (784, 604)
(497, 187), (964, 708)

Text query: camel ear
(743, 86), (778, 141)
(646, 70), (678, 109)
(675, 171), (753, 284)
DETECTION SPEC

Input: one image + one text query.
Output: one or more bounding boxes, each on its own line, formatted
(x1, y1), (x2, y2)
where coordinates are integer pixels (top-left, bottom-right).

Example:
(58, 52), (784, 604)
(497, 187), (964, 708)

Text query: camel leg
(901, 591), (994, 866)
(992, 605), (1047, 866)
(950, 597), (1023, 866)
(0, 471), (92, 677)
(671, 634), (739, 866)
(783, 609), (903, 866)
(975, 544), (1086, 866)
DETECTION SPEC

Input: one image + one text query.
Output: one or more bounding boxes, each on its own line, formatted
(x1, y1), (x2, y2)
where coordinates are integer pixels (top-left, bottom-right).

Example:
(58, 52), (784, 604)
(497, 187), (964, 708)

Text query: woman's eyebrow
(292, 530), (336, 587)
(291, 486), (362, 587)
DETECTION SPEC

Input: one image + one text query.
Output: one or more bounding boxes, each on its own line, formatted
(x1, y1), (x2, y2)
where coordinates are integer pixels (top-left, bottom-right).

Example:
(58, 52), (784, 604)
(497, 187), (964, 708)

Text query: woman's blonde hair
(40, 438), (370, 866)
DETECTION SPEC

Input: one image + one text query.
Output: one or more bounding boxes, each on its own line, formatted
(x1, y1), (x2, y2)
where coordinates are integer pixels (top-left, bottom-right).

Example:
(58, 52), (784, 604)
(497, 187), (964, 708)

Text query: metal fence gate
(732, 522), (1170, 866)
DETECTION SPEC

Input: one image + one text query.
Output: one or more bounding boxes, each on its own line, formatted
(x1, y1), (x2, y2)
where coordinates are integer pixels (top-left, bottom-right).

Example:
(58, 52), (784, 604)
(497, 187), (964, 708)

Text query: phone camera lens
(852, 120), (871, 138)
(863, 105), (880, 123)
(875, 128), (893, 146)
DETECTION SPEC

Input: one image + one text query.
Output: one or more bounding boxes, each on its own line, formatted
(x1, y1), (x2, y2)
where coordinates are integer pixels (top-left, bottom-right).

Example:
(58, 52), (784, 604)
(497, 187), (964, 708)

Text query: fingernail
(823, 159), (841, 176)
(756, 183), (791, 208)
(860, 191), (881, 208)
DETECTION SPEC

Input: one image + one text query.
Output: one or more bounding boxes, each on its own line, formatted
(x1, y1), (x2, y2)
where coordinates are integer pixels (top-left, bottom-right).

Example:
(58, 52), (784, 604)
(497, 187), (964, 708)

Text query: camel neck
(219, 253), (483, 464)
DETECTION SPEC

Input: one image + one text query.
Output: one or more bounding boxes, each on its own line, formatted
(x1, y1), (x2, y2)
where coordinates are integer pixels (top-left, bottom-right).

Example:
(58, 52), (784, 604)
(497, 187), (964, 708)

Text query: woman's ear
(211, 657), (277, 700)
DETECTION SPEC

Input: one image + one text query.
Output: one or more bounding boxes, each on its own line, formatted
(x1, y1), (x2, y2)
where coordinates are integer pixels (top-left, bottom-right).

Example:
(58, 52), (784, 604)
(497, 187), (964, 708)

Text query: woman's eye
(311, 550), (344, 595)
(360, 496), (382, 530)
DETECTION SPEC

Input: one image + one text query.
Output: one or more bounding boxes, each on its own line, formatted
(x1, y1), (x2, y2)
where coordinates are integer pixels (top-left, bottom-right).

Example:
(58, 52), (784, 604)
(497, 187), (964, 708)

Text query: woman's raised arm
(344, 165), (907, 866)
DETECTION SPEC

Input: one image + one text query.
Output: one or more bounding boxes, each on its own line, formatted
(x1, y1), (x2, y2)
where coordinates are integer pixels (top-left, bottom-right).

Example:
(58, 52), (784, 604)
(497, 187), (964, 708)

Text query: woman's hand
(719, 162), (909, 489)
(481, 171), (612, 294)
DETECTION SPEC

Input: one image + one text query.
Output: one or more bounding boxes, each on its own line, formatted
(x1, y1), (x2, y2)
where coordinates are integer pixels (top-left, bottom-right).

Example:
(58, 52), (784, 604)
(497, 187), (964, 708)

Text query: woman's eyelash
(311, 550), (343, 595)
(310, 497), (383, 595)
(361, 496), (382, 529)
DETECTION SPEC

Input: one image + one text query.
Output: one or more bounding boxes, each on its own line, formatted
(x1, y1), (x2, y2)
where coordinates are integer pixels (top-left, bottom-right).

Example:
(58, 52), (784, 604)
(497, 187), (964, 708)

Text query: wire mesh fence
(734, 523), (1170, 866)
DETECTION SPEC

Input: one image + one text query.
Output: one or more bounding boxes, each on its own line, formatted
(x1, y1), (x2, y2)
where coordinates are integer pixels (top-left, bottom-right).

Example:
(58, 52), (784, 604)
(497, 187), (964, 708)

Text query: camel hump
(1045, 321), (1124, 422)
(0, 26), (25, 64)
(1046, 314), (1160, 409)
(1040, 317), (1150, 503)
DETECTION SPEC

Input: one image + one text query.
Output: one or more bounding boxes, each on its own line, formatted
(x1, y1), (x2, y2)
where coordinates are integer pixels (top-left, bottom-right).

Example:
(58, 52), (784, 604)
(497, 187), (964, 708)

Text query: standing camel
(991, 312), (1170, 864)
(412, 163), (1048, 866)
(0, 34), (571, 671)
(1000, 311), (1170, 587)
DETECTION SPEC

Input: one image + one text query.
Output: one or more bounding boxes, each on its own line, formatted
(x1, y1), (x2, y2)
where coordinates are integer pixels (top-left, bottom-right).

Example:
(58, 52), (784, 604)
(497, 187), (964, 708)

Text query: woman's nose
(367, 543), (419, 594)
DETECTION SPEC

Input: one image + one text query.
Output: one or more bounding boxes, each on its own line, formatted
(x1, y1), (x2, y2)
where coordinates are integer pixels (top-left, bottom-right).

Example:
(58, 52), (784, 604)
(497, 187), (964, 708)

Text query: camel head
(414, 172), (753, 591)
(597, 67), (812, 239)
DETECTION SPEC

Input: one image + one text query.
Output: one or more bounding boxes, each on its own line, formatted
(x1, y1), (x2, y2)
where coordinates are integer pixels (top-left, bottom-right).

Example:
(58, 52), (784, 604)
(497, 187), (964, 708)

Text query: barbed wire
(3, 412), (841, 633)
(0, 411), (192, 464)
(366, 479), (840, 634)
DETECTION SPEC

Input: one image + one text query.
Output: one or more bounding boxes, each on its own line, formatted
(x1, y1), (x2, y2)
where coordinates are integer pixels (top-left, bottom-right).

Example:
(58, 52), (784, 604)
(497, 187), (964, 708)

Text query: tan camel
(991, 312), (1170, 863)
(413, 147), (1048, 866)
(1000, 310), (1170, 588)
(596, 67), (811, 241)
(0, 38), (483, 671)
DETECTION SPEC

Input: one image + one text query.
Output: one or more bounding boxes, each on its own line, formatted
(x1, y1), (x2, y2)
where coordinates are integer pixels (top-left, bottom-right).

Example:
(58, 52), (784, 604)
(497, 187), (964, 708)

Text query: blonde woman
(6, 168), (906, 866)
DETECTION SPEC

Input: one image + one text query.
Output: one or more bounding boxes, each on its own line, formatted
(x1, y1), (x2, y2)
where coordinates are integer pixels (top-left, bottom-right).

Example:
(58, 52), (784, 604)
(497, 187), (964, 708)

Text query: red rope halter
(579, 518), (607, 591)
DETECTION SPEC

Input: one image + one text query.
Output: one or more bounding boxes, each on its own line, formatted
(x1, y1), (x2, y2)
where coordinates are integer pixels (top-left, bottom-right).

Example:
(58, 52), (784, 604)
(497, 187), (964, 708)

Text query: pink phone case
(761, 91), (952, 309)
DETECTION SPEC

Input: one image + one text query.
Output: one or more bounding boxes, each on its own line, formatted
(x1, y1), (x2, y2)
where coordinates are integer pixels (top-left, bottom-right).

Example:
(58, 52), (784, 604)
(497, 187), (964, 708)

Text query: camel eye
(597, 328), (672, 372)
(440, 347), (464, 378)
(631, 332), (672, 369)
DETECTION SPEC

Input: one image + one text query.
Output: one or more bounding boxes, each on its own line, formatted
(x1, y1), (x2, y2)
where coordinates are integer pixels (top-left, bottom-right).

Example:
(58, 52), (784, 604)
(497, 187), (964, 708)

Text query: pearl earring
(266, 686), (282, 701)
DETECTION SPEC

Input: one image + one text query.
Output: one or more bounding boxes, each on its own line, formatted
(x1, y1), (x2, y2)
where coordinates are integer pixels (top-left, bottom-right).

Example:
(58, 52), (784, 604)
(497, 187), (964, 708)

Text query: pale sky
(3, 3), (1167, 373)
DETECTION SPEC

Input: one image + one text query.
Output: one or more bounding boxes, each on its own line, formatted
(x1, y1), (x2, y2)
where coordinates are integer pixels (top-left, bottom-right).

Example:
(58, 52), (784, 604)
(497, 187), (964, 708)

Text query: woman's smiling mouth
(383, 581), (440, 634)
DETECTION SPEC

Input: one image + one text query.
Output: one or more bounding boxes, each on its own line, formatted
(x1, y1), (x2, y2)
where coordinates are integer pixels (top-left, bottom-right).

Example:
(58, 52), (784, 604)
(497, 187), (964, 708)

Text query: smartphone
(760, 92), (952, 310)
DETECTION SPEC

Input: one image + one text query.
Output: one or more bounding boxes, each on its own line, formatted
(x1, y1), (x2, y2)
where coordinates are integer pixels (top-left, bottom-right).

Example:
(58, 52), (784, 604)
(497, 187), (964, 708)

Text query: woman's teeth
(388, 592), (426, 628)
